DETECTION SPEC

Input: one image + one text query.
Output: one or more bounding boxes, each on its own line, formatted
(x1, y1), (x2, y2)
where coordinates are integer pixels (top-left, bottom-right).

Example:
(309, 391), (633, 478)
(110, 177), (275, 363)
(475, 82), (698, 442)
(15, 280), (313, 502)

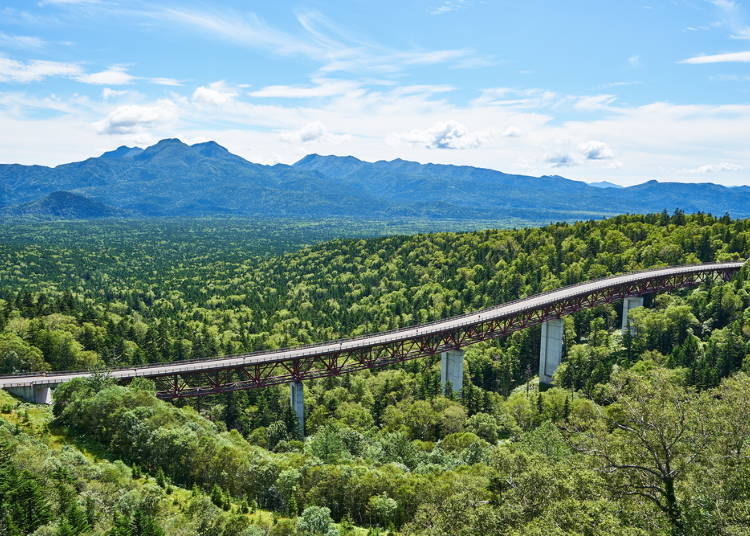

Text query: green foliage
(296, 506), (339, 536)
(1, 214), (750, 534)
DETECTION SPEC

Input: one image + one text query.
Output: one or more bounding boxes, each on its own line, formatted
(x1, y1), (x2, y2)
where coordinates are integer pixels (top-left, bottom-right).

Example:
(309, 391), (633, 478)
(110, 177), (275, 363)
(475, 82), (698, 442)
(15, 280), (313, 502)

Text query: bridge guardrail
(0, 260), (744, 381)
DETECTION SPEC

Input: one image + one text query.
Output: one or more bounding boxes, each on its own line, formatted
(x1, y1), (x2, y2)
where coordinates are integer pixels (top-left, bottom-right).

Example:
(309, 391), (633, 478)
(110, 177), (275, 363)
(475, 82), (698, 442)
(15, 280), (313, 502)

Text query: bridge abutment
(622, 296), (644, 332)
(5, 384), (53, 404)
(440, 349), (464, 394)
(290, 381), (305, 436)
(539, 318), (564, 384)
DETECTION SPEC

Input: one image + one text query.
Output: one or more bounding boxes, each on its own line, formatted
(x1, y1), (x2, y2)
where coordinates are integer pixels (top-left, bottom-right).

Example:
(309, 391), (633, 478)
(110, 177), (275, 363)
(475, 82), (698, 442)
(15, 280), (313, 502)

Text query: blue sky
(1, 0), (750, 185)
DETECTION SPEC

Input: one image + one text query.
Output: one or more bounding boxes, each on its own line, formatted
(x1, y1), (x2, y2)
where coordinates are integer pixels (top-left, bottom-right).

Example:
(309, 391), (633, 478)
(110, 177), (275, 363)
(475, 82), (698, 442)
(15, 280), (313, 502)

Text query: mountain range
(1, 138), (748, 221)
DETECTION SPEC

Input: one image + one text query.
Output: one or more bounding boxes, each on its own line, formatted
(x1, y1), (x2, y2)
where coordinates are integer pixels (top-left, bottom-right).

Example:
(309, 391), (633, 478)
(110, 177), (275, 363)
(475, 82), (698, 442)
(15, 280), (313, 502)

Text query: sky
(1, 1), (750, 185)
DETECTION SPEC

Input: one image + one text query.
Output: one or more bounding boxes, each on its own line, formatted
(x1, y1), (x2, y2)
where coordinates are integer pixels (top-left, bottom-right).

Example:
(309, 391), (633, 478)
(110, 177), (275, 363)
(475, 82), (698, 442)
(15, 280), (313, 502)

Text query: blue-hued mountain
(588, 181), (623, 189)
(0, 191), (127, 220)
(293, 153), (750, 218)
(1, 139), (748, 220)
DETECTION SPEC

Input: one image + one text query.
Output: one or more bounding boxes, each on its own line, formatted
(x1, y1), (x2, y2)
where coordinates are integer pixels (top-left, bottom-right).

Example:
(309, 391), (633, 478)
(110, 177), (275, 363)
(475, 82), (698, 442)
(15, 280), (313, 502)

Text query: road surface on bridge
(0, 261), (743, 396)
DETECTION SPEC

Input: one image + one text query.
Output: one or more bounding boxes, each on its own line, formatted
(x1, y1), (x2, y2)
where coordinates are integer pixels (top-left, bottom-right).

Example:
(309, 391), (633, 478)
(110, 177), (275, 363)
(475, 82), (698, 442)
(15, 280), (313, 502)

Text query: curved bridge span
(0, 262), (744, 402)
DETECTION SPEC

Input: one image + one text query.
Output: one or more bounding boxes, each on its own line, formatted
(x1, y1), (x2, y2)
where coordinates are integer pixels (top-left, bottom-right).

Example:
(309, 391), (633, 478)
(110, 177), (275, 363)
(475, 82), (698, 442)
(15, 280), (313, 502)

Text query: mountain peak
(154, 138), (187, 147)
(588, 180), (623, 189)
(100, 145), (143, 159)
(191, 140), (230, 157)
(294, 154), (363, 167)
(135, 138), (190, 161)
(293, 153), (322, 166)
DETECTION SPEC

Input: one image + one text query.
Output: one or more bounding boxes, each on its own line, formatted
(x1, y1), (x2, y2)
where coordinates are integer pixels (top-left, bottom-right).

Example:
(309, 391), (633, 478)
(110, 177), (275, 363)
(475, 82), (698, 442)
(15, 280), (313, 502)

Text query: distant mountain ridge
(0, 139), (748, 221)
(588, 181), (623, 189)
(0, 191), (128, 220)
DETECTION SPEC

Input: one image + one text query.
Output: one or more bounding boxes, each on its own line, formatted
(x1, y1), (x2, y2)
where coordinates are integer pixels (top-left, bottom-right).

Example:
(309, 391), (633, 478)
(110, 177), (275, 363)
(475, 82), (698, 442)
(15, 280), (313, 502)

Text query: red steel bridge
(0, 261), (744, 403)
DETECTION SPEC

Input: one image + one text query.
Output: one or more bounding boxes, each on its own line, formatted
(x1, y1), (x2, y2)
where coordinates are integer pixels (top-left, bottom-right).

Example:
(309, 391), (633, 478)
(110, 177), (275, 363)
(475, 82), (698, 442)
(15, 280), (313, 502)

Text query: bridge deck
(0, 261), (744, 389)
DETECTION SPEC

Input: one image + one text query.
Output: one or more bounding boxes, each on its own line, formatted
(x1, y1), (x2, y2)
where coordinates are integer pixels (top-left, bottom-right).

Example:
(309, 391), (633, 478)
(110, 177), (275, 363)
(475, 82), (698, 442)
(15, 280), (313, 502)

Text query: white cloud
(598, 81), (643, 89)
(0, 57), (82, 82)
(545, 152), (579, 168)
(102, 88), (127, 99)
(77, 66), (135, 85)
(138, 6), (484, 75)
(575, 94), (616, 111)
(681, 50), (750, 63)
(686, 162), (743, 174)
(4, 70), (750, 187)
(430, 0), (469, 15)
(150, 77), (182, 86)
(158, 7), (322, 57)
(250, 79), (359, 98)
(473, 87), (558, 108)
(628, 55), (641, 68)
(192, 81), (238, 105)
(95, 99), (179, 135)
(389, 120), (484, 149)
(502, 125), (521, 137)
(579, 140), (615, 160)
(0, 57), (145, 87)
(279, 121), (350, 144)
(709, 0), (750, 39)
(0, 32), (46, 49)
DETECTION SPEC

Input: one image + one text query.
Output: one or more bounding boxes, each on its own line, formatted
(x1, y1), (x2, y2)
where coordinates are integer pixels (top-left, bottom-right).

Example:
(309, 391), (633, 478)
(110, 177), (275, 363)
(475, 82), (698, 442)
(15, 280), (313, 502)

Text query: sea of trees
(0, 212), (749, 535)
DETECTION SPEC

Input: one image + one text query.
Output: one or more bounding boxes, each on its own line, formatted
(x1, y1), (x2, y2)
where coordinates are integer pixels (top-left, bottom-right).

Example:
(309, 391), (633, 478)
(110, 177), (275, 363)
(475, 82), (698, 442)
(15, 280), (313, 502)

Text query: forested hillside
(1, 213), (750, 535)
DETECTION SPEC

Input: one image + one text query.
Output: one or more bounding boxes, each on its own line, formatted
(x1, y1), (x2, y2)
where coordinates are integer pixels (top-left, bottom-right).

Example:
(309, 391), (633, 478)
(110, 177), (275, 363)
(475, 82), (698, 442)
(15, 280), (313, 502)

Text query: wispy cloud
(77, 66), (135, 85)
(156, 7), (322, 57)
(249, 78), (359, 99)
(597, 81), (643, 89)
(681, 50), (750, 63)
(685, 162), (743, 174)
(0, 55), (181, 87)
(0, 57), (82, 83)
(133, 6), (485, 75)
(473, 87), (558, 108)
(150, 77), (182, 86)
(0, 32), (47, 49)
(430, 0), (469, 16)
(709, 0), (750, 39)
(575, 94), (617, 111)
(102, 88), (127, 99)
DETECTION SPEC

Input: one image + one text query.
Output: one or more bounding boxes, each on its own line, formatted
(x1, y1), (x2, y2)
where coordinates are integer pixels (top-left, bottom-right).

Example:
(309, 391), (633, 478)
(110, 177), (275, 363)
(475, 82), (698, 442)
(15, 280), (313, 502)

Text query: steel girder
(149, 267), (736, 399)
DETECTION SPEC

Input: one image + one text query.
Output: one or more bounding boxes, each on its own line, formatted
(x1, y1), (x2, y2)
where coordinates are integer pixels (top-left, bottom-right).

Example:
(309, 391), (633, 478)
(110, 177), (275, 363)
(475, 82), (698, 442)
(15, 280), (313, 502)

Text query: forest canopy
(0, 212), (749, 535)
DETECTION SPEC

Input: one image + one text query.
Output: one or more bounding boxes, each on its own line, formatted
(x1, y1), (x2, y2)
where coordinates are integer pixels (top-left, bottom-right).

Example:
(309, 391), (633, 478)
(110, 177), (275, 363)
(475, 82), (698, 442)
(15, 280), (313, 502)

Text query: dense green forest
(1, 213), (750, 535)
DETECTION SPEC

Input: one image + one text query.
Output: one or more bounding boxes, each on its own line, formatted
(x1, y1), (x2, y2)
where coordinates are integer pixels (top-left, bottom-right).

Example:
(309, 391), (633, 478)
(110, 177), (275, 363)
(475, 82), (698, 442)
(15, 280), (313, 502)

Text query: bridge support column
(5, 384), (53, 405)
(622, 296), (644, 332)
(290, 381), (305, 437)
(539, 318), (564, 385)
(440, 350), (464, 394)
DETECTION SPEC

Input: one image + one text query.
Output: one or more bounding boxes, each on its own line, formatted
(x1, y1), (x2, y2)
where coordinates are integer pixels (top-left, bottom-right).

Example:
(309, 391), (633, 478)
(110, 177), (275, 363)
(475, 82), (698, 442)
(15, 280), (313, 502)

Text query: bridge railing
(0, 261), (744, 381)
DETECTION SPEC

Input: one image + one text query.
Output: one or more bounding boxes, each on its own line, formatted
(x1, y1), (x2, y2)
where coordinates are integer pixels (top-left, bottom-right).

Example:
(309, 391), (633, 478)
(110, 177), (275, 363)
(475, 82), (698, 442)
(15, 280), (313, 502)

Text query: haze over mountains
(1, 138), (748, 221)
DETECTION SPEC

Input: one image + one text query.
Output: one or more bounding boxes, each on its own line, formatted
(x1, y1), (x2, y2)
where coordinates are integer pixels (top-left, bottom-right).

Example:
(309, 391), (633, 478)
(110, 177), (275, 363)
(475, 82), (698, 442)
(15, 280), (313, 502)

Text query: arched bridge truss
(0, 262), (744, 401)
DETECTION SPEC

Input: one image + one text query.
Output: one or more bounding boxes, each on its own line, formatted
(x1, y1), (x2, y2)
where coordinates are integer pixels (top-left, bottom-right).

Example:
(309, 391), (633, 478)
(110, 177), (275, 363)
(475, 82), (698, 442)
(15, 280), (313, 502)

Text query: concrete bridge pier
(622, 296), (644, 332)
(5, 384), (53, 404)
(440, 349), (464, 394)
(290, 381), (305, 436)
(539, 318), (564, 384)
